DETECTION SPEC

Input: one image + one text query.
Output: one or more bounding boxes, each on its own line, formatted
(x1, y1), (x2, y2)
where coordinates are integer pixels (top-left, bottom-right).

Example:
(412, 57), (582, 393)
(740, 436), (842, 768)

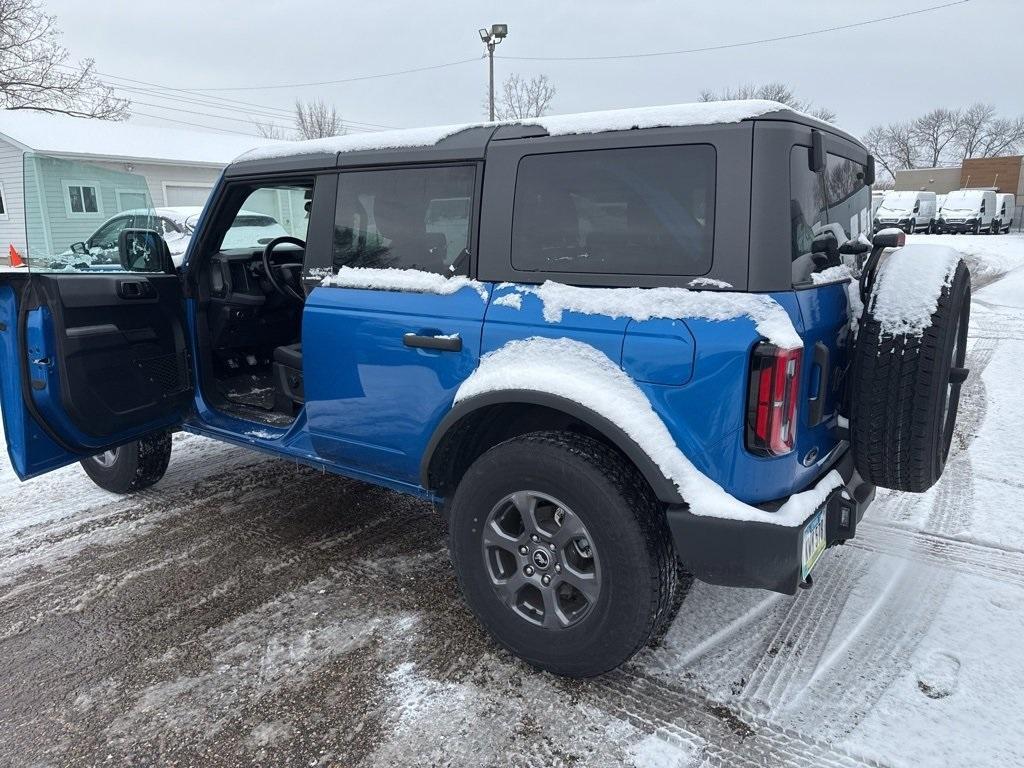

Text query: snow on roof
(0, 110), (277, 165)
(234, 99), (795, 163)
(455, 336), (842, 525)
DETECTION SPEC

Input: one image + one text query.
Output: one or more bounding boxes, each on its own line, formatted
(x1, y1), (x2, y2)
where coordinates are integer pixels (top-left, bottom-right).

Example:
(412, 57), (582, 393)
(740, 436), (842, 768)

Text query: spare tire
(851, 258), (971, 492)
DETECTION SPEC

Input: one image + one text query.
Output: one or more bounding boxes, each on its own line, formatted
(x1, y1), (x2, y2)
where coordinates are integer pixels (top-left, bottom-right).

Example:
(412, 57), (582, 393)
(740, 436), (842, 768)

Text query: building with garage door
(0, 110), (278, 264)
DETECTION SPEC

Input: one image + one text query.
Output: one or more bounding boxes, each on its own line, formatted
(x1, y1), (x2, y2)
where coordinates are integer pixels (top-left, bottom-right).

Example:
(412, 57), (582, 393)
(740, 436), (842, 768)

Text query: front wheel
(905, 220), (916, 235)
(80, 431), (172, 494)
(448, 432), (678, 677)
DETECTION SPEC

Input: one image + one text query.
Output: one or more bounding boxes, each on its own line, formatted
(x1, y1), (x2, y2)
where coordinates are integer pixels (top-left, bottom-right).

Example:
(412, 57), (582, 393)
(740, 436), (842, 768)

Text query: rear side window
(790, 147), (870, 284)
(333, 165), (476, 275)
(511, 145), (716, 276)
(824, 154), (870, 240)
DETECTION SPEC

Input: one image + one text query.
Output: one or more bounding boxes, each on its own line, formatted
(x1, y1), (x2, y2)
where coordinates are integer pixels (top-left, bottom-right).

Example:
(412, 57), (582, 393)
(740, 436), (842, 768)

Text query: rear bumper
(665, 449), (875, 595)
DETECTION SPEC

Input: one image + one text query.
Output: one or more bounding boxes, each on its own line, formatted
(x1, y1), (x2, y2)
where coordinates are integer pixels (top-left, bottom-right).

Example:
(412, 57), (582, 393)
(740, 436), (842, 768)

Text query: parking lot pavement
(2, 235), (1024, 767)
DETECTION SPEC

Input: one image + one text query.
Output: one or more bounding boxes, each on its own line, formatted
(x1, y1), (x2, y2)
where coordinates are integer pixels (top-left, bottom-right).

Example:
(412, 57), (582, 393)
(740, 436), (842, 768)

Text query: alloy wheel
(480, 491), (601, 630)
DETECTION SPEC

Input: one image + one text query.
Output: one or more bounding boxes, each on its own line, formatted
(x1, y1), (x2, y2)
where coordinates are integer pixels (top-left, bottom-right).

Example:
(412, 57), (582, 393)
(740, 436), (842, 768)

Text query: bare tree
(294, 98), (344, 139)
(254, 99), (345, 141)
(491, 74), (556, 120)
(863, 122), (919, 183)
(699, 81), (836, 123)
(864, 102), (1024, 183)
(254, 121), (290, 140)
(0, 0), (127, 119)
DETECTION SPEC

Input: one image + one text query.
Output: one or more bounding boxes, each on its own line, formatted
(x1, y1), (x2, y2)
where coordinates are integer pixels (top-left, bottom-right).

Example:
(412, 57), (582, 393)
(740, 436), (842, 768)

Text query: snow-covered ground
(1, 234), (1023, 766)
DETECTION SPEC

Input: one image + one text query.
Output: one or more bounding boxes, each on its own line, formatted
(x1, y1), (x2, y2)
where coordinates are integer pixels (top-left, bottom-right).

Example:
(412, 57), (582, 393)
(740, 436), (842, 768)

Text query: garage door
(164, 184), (212, 207)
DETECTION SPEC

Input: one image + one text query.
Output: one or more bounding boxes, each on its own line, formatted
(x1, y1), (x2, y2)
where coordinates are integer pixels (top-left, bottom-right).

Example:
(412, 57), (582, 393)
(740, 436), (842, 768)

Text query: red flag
(8, 244), (24, 267)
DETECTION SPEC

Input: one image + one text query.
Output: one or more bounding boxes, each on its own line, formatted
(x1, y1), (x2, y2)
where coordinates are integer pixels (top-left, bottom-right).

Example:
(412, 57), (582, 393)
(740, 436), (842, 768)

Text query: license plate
(801, 510), (827, 580)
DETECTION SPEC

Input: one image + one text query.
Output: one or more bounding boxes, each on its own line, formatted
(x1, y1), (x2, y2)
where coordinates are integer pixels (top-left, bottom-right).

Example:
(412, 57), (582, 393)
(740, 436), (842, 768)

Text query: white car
(61, 206), (289, 268)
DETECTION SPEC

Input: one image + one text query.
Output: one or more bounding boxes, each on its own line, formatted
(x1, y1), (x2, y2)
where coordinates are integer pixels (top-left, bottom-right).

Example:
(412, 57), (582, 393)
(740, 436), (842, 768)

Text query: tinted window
(789, 146), (826, 263)
(824, 153), (870, 241)
(511, 145), (716, 275)
(333, 165), (475, 275)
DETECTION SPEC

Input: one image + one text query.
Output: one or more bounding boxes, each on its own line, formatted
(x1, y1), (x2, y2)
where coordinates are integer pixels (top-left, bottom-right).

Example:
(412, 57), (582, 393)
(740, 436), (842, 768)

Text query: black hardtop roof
(224, 104), (864, 177)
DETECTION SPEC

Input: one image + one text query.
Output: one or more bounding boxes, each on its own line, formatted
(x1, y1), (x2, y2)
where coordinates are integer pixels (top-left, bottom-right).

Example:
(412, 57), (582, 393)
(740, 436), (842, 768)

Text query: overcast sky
(46, 0), (1024, 141)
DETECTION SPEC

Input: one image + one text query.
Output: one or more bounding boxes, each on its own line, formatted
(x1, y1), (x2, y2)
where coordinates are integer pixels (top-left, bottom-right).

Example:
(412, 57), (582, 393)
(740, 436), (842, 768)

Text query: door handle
(117, 279), (155, 299)
(403, 332), (462, 352)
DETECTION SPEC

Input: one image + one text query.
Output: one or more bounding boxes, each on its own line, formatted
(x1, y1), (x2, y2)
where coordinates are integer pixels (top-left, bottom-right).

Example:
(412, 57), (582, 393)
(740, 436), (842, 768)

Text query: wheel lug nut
(519, 546), (528, 555)
(548, 543), (556, 551)
(531, 534), (539, 543)
(524, 566), (534, 576)
(554, 564), (561, 573)
(542, 575), (551, 586)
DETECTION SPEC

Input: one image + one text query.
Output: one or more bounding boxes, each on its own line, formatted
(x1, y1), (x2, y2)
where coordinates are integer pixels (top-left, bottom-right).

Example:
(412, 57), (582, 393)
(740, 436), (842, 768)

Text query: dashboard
(205, 247), (304, 353)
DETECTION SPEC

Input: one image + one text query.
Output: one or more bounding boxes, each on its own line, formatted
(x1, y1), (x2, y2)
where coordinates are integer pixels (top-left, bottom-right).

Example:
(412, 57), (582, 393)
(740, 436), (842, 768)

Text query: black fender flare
(420, 389), (685, 505)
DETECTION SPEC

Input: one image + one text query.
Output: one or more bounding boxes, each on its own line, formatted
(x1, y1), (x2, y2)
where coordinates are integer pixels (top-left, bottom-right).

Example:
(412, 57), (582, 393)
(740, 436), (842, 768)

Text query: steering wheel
(261, 236), (306, 303)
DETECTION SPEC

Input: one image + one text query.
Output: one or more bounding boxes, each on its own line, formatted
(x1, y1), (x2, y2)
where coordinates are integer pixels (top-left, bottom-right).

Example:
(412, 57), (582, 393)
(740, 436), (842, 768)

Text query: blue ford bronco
(0, 101), (970, 676)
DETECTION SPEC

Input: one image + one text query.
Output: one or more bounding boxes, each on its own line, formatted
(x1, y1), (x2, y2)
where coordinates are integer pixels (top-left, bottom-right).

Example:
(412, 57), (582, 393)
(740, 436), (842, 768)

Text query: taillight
(746, 343), (802, 456)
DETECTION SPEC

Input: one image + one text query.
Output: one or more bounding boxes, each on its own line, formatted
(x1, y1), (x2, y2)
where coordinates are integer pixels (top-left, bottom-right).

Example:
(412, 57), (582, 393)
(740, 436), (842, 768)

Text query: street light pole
(479, 24), (508, 122)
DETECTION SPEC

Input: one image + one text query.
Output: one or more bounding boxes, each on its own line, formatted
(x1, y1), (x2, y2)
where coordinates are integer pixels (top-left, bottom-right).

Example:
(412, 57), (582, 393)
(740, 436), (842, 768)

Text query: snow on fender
(851, 244), (972, 492)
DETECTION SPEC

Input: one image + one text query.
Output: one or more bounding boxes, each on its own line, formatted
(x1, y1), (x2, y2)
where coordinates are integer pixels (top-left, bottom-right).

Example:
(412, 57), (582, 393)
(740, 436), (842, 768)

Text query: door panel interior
(28, 273), (191, 439)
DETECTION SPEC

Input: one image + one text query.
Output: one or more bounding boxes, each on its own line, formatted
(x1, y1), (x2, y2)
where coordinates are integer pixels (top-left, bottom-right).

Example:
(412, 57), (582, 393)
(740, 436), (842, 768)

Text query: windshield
(219, 187), (308, 251)
(878, 192), (917, 212)
(942, 192), (982, 212)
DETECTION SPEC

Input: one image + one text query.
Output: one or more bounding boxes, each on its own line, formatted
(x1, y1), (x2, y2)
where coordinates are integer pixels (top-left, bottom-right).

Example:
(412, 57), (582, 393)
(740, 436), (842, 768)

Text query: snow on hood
(455, 337), (841, 525)
(500, 280), (802, 349)
(234, 100), (794, 163)
(321, 266), (490, 301)
(869, 244), (962, 337)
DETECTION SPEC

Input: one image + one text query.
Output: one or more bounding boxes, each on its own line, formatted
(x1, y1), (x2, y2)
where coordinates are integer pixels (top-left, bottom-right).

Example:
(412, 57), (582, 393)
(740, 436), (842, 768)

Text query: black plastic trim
(420, 390), (685, 504)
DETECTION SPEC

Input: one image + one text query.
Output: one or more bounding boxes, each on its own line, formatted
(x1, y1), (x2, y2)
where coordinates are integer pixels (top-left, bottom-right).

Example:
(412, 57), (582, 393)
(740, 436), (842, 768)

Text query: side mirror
(872, 228), (906, 250)
(118, 228), (173, 273)
(864, 155), (876, 187)
(839, 238), (871, 256)
(913, 202), (920, 213)
(70, 241), (88, 255)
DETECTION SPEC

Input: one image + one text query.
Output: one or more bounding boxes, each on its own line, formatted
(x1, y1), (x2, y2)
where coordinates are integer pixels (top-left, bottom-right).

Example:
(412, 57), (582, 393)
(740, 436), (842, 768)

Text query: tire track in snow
(738, 550), (864, 715)
(772, 558), (951, 742)
(847, 520), (1024, 588)
(591, 667), (886, 768)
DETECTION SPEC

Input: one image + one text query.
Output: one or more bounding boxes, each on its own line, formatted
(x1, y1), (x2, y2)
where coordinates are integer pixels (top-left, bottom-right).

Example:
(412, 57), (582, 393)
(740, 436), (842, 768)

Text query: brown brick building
(959, 156), (1023, 195)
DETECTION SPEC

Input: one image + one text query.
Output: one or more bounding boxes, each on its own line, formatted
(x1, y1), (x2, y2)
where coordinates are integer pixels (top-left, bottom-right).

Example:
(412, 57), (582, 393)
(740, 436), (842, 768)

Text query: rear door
(0, 153), (192, 480)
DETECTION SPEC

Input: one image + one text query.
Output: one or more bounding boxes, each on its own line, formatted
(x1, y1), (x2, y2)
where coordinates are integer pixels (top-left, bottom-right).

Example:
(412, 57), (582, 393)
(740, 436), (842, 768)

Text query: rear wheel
(80, 431), (172, 494)
(448, 431), (677, 677)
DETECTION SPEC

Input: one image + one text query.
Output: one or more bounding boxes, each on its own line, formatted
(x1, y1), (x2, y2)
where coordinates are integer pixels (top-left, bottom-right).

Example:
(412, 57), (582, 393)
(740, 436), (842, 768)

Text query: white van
(871, 190), (886, 221)
(937, 189), (998, 234)
(873, 190), (937, 234)
(994, 193), (1016, 234)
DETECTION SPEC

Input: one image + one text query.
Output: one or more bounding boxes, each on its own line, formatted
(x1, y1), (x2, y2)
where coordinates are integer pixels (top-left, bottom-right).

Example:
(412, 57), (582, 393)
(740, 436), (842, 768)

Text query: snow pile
(869, 245), (961, 337)
(504, 281), (802, 348)
(906, 232), (1024, 284)
(235, 100), (793, 162)
(321, 266), (490, 301)
(492, 292), (522, 309)
(975, 262), (1024, 309)
(455, 337), (841, 525)
(688, 277), (733, 289)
